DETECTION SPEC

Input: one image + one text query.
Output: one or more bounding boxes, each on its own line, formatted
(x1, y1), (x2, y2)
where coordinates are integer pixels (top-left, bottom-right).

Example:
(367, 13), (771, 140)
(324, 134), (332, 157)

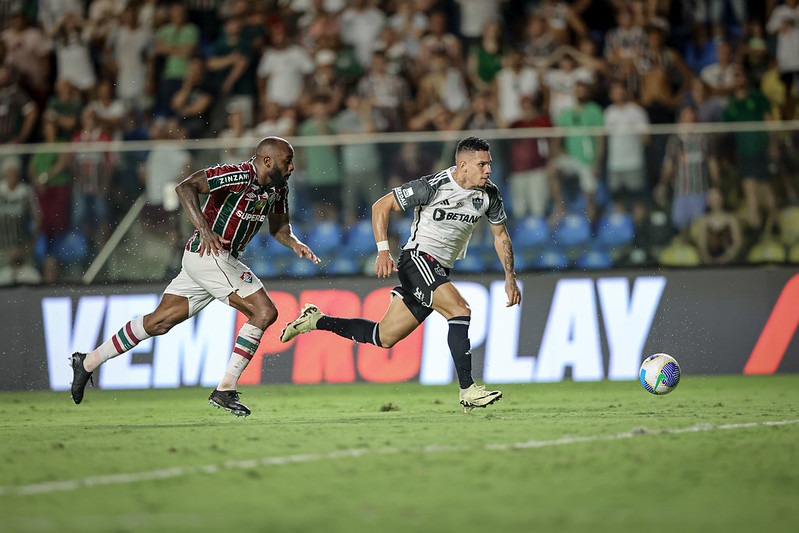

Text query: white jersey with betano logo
(392, 166), (507, 268)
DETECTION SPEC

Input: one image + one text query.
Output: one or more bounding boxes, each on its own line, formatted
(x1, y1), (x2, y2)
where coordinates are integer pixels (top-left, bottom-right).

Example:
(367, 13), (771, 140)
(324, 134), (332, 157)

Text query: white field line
(2, 419), (797, 497)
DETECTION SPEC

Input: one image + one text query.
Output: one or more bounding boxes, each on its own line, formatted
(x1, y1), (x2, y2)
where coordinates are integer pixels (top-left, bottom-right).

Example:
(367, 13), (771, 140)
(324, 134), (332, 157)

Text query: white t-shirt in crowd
(767, 5), (799, 72)
(496, 66), (539, 125)
(544, 67), (594, 121)
(257, 45), (315, 107)
(604, 101), (649, 171)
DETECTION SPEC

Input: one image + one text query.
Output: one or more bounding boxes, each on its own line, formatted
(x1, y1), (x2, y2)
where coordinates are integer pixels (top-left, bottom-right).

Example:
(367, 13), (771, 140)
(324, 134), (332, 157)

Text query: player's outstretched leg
(208, 389), (251, 417)
(280, 304), (322, 342)
(69, 352), (94, 404)
(459, 384), (502, 413)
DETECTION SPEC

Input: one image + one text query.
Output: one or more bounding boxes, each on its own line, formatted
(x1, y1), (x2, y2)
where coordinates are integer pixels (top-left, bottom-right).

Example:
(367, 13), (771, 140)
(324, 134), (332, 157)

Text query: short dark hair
(456, 136), (490, 156)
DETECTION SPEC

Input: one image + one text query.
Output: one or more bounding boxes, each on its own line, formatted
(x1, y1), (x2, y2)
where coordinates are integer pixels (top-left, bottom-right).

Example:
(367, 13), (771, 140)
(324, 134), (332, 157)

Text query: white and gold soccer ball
(639, 353), (681, 395)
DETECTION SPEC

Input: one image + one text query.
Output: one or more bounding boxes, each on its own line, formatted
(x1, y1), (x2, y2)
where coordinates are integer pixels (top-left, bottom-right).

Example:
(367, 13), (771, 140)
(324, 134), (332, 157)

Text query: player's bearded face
(268, 164), (289, 188)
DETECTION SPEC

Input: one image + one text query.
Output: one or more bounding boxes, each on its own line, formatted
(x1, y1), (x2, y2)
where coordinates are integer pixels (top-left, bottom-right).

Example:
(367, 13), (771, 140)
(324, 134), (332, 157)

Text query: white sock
(85, 316), (151, 371)
(217, 323), (264, 390)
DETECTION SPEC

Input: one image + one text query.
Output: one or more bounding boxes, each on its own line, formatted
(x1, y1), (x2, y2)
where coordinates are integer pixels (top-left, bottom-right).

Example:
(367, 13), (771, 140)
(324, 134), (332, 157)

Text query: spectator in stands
(38, 0), (82, 36)
(535, 0), (587, 45)
(694, 187), (743, 265)
(508, 94), (552, 219)
(152, 3), (199, 117)
(415, 48), (470, 115)
(1, 8), (50, 105)
(376, 23), (412, 79)
(452, 90), (500, 131)
(250, 101), (297, 139)
(637, 22), (692, 99)
(297, 0), (341, 53)
(170, 56), (212, 139)
(217, 102), (251, 164)
(418, 10), (463, 74)
(724, 67), (778, 235)
(0, 155), (41, 286)
(51, 12), (95, 96)
(0, 64), (37, 145)
(690, 0), (747, 32)
(700, 41), (736, 96)
(542, 49), (595, 123)
(28, 119), (70, 284)
(357, 50), (411, 132)
(655, 105), (720, 236)
(207, 15), (256, 130)
(89, 78), (126, 140)
(299, 48), (345, 118)
(767, 0), (799, 119)
(142, 117), (191, 239)
(455, 0), (504, 51)
(604, 6), (646, 72)
(466, 19), (505, 93)
(256, 24), (315, 111)
(339, 0), (385, 69)
(740, 20), (769, 84)
(71, 107), (114, 252)
(523, 14), (559, 70)
(297, 95), (342, 221)
(388, 0), (427, 61)
(494, 47), (539, 127)
(684, 23), (719, 75)
(44, 78), (81, 141)
(550, 80), (605, 222)
(109, 5), (152, 114)
(336, 93), (386, 225)
(604, 79), (650, 213)
(683, 75), (727, 123)
(84, 0), (124, 60)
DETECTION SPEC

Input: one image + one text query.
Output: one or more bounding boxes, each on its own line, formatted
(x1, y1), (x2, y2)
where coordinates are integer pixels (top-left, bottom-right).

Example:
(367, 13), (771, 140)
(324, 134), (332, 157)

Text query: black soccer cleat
(70, 352), (94, 405)
(208, 389), (251, 417)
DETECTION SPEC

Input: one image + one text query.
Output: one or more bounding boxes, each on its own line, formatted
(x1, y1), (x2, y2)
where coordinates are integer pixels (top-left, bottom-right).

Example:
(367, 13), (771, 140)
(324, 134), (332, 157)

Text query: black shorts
(392, 249), (451, 323)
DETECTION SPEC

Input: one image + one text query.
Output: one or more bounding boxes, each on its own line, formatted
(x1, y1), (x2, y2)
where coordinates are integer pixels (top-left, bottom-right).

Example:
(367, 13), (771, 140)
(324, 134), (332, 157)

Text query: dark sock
(448, 316), (474, 389)
(317, 316), (382, 347)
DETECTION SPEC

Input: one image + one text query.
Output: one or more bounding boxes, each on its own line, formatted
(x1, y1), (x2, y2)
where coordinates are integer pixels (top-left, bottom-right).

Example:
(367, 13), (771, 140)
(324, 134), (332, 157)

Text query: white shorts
(163, 250), (263, 316)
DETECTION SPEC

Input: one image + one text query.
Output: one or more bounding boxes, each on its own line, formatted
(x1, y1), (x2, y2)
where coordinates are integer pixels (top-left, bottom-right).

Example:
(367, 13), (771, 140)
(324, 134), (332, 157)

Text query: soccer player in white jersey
(280, 136), (522, 411)
(69, 137), (320, 417)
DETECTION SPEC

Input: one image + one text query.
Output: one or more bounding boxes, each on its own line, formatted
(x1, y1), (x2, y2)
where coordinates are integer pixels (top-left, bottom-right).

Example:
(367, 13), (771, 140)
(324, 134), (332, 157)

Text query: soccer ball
(639, 353), (681, 395)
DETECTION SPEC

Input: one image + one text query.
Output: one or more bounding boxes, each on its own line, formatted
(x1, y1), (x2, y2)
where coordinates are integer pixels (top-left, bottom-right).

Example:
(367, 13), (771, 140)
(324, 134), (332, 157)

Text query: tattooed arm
(490, 223), (522, 307)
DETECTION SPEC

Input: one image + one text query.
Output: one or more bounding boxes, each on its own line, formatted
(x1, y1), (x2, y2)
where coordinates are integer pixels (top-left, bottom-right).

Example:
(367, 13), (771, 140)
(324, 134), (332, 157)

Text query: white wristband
(376, 240), (390, 252)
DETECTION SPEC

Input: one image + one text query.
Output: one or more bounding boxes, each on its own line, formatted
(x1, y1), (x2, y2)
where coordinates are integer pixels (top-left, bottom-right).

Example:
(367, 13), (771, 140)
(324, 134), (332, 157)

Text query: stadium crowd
(1, 0), (799, 285)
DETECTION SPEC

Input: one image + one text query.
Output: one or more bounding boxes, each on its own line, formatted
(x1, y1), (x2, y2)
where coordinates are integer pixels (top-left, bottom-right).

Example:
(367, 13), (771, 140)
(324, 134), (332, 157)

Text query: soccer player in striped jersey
(280, 136), (522, 412)
(69, 137), (320, 417)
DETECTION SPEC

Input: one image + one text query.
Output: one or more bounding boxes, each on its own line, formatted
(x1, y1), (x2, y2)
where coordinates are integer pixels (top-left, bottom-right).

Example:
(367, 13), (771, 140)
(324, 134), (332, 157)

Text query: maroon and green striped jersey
(185, 158), (288, 258)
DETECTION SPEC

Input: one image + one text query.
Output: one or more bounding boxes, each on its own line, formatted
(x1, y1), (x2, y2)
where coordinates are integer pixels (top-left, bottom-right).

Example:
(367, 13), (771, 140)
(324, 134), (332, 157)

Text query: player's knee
(380, 337), (396, 349)
(147, 316), (180, 336)
(452, 303), (471, 318)
(251, 304), (278, 330)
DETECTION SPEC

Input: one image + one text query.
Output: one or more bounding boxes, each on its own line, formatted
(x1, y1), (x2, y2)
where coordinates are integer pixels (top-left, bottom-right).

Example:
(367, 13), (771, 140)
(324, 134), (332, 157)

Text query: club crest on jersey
(434, 265), (446, 276)
(472, 196), (484, 211)
(240, 271), (253, 283)
(253, 199), (269, 211)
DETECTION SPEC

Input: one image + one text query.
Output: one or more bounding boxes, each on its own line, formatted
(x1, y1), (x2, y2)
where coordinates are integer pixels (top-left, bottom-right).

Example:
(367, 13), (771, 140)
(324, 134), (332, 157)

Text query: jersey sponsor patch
(394, 186), (413, 210)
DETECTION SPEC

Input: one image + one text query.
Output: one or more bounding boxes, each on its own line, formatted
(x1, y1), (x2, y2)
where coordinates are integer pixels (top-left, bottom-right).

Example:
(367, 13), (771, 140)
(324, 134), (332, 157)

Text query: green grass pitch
(1, 375), (797, 532)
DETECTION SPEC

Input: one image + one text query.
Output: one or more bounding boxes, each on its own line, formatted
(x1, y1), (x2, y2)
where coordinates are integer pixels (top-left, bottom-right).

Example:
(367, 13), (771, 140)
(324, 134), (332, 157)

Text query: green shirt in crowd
(155, 23), (199, 80)
(556, 101), (604, 166)
(723, 89), (771, 158)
